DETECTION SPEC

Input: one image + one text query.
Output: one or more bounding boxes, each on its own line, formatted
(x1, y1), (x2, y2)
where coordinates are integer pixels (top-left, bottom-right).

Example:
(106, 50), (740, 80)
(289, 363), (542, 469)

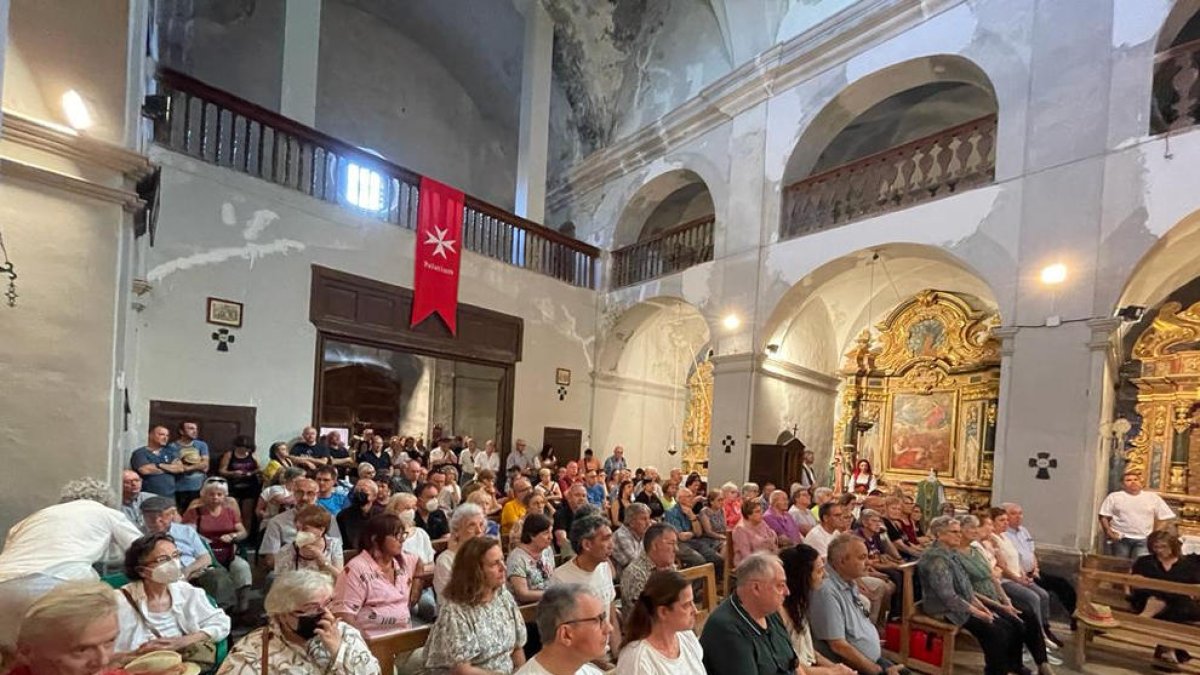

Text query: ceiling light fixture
(722, 314), (740, 330)
(62, 90), (93, 130)
(1040, 263), (1067, 285)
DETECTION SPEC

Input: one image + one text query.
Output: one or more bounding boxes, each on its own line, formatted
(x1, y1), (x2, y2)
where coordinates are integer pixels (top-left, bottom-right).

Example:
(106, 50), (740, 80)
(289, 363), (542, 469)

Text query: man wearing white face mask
(415, 483), (450, 539)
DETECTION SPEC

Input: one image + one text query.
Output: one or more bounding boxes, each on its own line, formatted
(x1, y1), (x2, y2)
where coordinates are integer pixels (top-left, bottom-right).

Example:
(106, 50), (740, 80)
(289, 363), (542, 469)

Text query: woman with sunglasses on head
(332, 514), (422, 632)
(614, 569), (705, 674)
(424, 537), (527, 674)
(218, 569), (380, 673)
(181, 478), (252, 602)
(112, 533), (230, 668)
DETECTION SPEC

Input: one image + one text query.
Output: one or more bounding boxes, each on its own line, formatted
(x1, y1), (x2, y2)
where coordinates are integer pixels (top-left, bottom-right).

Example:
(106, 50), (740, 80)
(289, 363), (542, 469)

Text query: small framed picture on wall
(206, 297), (244, 328)
(555, 368), (571, 386)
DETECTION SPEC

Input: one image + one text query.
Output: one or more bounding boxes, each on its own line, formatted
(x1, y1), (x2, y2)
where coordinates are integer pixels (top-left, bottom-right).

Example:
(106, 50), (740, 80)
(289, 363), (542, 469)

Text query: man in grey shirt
(810, 534), (908, 675)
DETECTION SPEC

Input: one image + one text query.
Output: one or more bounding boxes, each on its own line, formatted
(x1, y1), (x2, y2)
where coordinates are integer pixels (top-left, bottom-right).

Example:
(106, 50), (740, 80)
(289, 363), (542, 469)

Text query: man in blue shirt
(603, 445), (627, 480)
(130, 425), (184, 497)
(314, 465), (349, 515)
(140, 496), (235, 609)
(167, 420), (210, 511)
(584, 469), (607, 509)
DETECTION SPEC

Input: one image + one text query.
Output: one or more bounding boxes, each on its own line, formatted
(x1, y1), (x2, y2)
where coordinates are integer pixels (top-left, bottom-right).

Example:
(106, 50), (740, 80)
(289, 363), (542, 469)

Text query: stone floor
(945, 622), (1196, 674)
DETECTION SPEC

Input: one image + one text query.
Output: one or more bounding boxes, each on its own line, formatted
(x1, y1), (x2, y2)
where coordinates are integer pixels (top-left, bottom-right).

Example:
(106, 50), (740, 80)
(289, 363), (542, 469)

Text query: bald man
(119, 469), (156, 529)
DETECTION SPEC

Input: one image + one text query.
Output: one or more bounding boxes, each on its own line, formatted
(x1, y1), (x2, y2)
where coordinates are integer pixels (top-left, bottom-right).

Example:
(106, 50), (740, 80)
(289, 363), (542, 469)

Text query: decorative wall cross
(211, 328), (236, 352)
(1028, 452), (1057, 480)
(722, 435), (736, 454)
(557, 385), (568, 401)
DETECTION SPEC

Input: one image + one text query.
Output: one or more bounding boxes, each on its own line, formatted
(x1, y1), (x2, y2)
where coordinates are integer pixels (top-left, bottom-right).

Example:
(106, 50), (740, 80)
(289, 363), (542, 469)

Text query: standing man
(288, 426), (330, 471)
(130, 425), (183, 498)
(810, 536), (906, 674)
(507, 438), (534, 484)
(800, 449), (818, 488)
(458, 436), (478, 485)
(475, 439), (501, 476)
(1098, 469), (1176, 559)
(699, 552), (801, 675)
(119, 469), (155, 529)
(603, 445), (626, 480)
(325, 430), (355, 480)
(167, 420), (210, 511)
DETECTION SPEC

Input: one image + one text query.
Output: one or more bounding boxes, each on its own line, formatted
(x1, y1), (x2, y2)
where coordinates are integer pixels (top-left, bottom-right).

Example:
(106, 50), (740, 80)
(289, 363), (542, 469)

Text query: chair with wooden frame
(721, 530), (734, 596)
(897, 561), (962, 675)
(679, 563), (719, 632)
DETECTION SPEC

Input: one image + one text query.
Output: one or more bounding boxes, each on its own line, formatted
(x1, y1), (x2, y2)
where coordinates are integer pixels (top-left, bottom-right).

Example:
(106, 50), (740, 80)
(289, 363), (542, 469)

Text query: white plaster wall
(0, 182), (125, 534)
(751, 373), (836, 474)
(316, 1), (517, 211)
(132, 149), (595, 462)
(591, 383), (688, 473)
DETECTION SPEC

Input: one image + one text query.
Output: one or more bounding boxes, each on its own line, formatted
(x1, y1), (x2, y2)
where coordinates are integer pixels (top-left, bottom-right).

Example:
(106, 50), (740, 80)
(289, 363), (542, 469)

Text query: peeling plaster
(1111, 0), (1172, 49)
(147, 204), (302, 282)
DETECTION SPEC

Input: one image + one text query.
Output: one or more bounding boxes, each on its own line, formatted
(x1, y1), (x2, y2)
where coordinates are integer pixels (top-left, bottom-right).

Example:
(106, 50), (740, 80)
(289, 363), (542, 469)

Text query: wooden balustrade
(1153, 36), (1200, 134)
(781, 114), (997, 239)
(152, 68), (599, 288)
(610, 215), (715, 288)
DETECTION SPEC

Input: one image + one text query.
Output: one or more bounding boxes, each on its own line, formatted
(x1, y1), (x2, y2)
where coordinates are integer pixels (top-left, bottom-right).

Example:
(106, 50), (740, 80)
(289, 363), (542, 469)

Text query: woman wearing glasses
(218, 569), (380, 673)
(614, 570), (704, 674)
(424, 537), (527, 674)
(332, 514), (422, 631)
(112, 533), (231, 666)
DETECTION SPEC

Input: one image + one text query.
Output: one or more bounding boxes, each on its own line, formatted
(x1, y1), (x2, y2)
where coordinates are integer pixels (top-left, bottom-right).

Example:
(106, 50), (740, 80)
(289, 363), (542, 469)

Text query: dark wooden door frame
(309, 265), (521, 457)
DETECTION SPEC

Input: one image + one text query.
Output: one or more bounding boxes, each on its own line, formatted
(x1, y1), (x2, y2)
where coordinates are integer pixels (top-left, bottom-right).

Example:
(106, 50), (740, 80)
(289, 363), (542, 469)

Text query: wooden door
(320, 364), (400, 437)
(543, 427), (583, 465)
(148, 401), (257, 474)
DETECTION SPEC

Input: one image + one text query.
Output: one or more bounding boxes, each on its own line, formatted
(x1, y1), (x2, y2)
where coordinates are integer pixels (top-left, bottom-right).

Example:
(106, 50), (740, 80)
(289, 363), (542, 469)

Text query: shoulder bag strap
(260, 627), (271, 675)
(119, 586), (165, 639)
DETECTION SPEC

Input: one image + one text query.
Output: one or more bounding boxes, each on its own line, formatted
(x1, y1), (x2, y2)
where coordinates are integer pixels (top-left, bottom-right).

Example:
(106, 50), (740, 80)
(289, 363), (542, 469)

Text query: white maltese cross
(424, 226), (457, 259)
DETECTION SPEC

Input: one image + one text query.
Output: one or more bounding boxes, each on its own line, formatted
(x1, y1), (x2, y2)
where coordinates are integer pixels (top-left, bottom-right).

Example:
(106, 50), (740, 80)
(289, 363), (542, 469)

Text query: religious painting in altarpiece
(834, 289), (1001, 510)
(1126, 299), (1200, 531)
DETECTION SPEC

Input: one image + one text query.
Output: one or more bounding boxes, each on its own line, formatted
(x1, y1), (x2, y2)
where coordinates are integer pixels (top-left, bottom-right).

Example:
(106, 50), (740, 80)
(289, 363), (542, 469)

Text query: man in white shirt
(259, 478), (340, 568)
(516, 584), (608, 675)
(475, 439), (501, 475)
(0, 478), (142, 652)
(804, 502), (848, 557)
(459, 436), (478, 484)
(550, 514), (622, 654)
(1098, 470), (1176, 559)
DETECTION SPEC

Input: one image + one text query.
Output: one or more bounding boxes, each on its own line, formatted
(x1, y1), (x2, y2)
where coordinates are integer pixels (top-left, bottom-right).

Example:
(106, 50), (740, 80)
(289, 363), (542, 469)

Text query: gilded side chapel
(6, 0), (1200, 671)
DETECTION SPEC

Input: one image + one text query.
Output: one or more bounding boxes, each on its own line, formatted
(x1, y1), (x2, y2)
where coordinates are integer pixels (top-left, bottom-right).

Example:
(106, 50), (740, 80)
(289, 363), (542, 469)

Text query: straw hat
(1073, 601), (1120, 629)
(124, 651), (202, 675)
(179, 448), (203, 465)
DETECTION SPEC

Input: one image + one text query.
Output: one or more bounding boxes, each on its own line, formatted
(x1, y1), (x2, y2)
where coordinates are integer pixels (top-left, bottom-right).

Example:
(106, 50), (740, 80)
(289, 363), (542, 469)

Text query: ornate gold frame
(836, 290), (1001, 507)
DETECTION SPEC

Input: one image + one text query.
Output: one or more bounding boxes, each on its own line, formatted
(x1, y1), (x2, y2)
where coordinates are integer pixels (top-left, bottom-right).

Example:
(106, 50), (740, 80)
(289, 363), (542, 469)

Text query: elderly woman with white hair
(219, 569), (380, 674)
(434, 503), (487, 597)
(0, 478), (142, 654)
(182, 478), (252, 594)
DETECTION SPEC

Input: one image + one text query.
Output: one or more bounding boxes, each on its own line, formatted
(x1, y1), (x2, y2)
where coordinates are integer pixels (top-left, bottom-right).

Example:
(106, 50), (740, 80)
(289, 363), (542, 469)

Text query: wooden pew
(365, 603), (540, 673)
(680, 563), (719, 631)
(722, 530), (734, 596)
(897, 562), (961, 675)
(1074, 554), (1200, 670)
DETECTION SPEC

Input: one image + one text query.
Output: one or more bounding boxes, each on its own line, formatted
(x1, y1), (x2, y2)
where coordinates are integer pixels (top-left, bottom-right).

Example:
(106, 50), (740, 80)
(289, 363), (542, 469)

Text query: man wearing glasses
(515, 584), (609, 674)
(810, 535), (909, 675)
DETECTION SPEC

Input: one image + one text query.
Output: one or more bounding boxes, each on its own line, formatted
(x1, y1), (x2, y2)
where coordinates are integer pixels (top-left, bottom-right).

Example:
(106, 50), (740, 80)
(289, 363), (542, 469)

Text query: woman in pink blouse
(332, 513), (422, 632)
(732, 499), (778, 566)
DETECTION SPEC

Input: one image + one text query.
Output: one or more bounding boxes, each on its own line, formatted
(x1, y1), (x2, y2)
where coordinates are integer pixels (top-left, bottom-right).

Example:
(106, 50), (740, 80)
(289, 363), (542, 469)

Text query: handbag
(120, 587), (218, 667)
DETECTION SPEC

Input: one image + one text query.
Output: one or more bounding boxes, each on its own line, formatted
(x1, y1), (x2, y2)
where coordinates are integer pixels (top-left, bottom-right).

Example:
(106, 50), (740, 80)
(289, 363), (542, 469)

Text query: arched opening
(759, 245), (1001, 510)
(593, 298), (712, 471)
(611, 170), (716, 288)
(1111, 211), (1200, 532)
(1152, 1), (1200, 134)
(781, 55), (998, 240)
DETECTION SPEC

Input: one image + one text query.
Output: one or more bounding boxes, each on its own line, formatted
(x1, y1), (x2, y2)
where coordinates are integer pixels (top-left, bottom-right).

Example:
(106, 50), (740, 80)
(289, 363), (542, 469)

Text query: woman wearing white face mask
(112, 533), (231, 666)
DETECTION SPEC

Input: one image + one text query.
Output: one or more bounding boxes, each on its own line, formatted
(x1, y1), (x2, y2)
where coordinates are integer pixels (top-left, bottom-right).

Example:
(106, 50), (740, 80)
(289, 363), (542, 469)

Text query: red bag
(884, 621), (902, 652)
(911, 629), (945, 666)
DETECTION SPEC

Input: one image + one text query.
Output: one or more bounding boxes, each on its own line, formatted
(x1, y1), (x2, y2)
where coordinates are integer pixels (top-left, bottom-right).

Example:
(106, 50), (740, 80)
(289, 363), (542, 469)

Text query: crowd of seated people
(1, 419), (1172, 675)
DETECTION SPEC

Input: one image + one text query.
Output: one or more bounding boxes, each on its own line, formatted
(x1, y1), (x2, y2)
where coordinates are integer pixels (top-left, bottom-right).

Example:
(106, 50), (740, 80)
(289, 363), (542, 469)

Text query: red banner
(411, 176), (465, 334)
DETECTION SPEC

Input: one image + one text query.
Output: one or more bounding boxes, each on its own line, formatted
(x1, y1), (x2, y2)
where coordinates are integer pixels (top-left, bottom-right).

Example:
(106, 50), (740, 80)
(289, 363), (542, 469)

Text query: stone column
(280, 0), (320, 125)
(514, 0), (552, 222)
(708, 353), (755, 487)
(0, 0), (9, 129)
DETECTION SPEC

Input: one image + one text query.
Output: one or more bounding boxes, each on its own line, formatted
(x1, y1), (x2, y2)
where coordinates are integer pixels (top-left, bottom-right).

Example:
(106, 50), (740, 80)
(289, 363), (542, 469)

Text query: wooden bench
(1074, 554), (1200, 670)
(679, 563), (719, 631)
(722, 530), (734, 596)
(895, 562), (962, 675)
(366, 603), (540, 672)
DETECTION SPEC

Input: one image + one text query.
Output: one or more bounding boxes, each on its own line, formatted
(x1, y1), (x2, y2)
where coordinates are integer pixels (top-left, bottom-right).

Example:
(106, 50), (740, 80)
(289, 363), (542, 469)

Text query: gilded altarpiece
(835, 290), (1001, 509)
(1126, 301), (1200, 528)
(682, 358), (713, 475)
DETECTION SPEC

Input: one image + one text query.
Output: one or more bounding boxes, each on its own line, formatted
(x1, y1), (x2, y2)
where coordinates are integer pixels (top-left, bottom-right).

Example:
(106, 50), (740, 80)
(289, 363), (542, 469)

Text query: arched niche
(1118, 207), (1200, 312)
(1152, 1), (1200, 133)
(780, 55), (998, 240)
(759, 244), (1001, 507)
(612, 170), (716, 249)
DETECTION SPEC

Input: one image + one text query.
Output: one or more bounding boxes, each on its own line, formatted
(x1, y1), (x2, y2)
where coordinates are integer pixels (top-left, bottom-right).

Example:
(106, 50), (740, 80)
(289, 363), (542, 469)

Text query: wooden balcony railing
(152, 68), (599, 288)
(610, 215), (715, 288)
(781, 113), (997, 239)
(1152, 36), (1200, 134)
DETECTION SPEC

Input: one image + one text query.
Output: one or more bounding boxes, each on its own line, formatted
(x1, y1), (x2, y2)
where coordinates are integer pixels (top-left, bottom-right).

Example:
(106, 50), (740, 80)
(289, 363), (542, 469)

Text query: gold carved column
(682, 358), (713, 475)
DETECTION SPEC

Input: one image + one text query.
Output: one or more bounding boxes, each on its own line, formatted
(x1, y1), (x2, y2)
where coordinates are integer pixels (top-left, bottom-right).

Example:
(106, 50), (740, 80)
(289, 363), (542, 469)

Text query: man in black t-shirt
(289, 426), (330, 471)
(415, 482), (450, 539)
(554, 483), (590, 554)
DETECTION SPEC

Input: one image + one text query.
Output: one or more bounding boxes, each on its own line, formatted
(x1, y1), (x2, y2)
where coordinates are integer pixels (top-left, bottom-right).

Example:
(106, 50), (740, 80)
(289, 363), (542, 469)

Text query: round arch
(781, 54), (998, 187)
(1118, 207), (1200, 312)
(1157, 0), (1200, 52)
(612, 169), (716, 249)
